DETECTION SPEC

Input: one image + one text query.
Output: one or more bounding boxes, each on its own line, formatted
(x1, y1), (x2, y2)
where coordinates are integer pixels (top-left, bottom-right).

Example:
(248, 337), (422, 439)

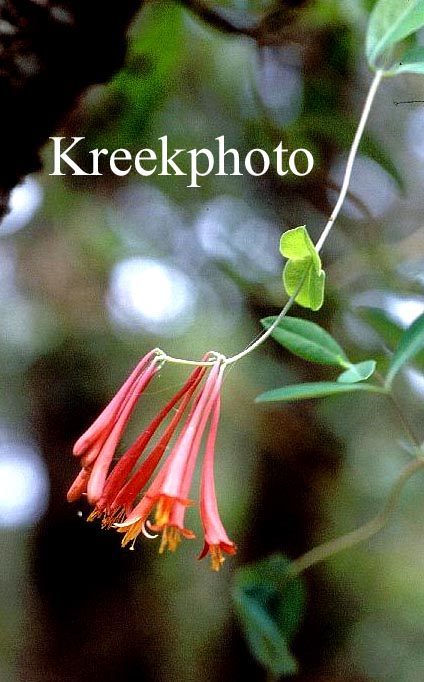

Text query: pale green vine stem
(159, 282), (304, 368)
(223, 69), (384, 363)
(288, 456), (424, 577)
(315, 69), (384, 253)
(389, 388), (421, 449)
(158, 356), (218, 368)
(223, 287), (302, 365)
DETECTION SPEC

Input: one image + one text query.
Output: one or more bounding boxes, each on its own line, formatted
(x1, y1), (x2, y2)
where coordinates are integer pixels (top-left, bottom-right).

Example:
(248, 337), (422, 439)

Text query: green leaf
(386, 312), (424, 386)
(366, 0), (424, 68)
(256, 381), (384, 402)
(337, 360), (377, 384)
(392, 44), (424, 74)
(232, 554), (305, 677)
(358, 306), (403, 349)
(283, 260), (325, 311)
(280, 225), (320, 272)
(261, 316), (350, 367)
(280, 227), (325, 311)
(107, 2), (184, 141)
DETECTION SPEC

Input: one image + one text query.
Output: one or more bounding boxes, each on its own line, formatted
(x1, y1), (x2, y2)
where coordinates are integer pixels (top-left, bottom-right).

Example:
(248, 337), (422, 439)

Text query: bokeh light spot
(107, 257), (196, 336)
(0, 177), (43, 235)
(0, 442), (49, 527)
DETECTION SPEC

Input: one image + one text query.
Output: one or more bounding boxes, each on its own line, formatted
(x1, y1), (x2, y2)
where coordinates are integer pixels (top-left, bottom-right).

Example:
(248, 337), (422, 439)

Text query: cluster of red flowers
(67, 349), (236, 571)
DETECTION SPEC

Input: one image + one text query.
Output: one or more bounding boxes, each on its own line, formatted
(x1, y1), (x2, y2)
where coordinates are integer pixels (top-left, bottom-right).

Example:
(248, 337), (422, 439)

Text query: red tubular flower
(67, 467), (90, 503)
(198, 392), (236, 570)
(115, 358), (223, 546)
(155, 361), (227, 554)
(67, 349), (162, 505)
(69, 349), (236, 570)
(73, 349), (158, 461)
(115, 357), (235, 567)
(96, 364), (206, 518)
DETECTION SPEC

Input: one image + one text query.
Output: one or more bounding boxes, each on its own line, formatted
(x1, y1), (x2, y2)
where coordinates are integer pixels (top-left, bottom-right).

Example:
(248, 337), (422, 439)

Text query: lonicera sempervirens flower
(68, 350), (236, 570)
(67, 349), (163, 505)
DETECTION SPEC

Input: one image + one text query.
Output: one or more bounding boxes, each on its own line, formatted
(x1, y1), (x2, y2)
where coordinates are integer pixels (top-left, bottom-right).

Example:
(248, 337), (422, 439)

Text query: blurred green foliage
(233, 553), (305, 676)
(2, 0), (424, 681)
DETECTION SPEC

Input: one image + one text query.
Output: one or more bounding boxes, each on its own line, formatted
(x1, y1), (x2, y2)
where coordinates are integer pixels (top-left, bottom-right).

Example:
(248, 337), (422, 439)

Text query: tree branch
(0, 0), (144, 219)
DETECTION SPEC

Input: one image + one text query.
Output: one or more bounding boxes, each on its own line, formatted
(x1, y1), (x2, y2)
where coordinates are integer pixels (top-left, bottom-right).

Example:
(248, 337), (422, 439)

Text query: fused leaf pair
(280, 226), (325, 311)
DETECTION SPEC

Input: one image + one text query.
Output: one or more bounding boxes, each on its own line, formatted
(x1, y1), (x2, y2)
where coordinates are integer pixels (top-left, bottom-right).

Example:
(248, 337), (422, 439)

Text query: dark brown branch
(0, 0), (144, 220)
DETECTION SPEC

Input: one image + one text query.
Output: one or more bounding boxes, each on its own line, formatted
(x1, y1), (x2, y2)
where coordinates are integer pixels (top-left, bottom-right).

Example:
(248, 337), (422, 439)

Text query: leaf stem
(288, 456), (424, 576)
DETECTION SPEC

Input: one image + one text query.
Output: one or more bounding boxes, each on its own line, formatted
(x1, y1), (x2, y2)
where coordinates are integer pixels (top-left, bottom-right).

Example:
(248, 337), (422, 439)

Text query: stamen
(158, 526), (182, 554)
(155, 496), (173, 527)
(167, 527), (182, 552)
(159, 527), (169, 554)
(119, 519), (144, 548)
(210, 546), (225, 571)
(101, 507), (126, 529)
(87, 509), (102, 523)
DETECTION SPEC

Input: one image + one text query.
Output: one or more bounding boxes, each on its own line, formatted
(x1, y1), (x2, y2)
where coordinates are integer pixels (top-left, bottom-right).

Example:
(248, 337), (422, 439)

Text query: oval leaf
(256, 381), (384, 402)
(233, 590), (297, 676)
(367, 0), (424, 68)
(261, 316), (350, 367)
(386, 311), (424, 386)
(337, 360), (377, 384)
(232, 554), (305, 677)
